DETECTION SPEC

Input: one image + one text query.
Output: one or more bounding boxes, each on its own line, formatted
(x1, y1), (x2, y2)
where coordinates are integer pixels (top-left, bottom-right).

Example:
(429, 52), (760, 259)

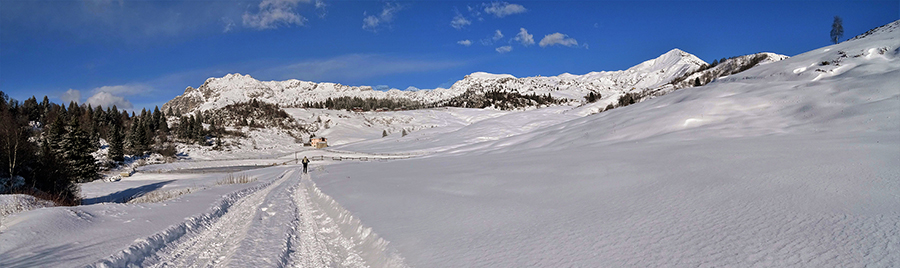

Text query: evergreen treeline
(207, 99), (301, 131)
(170, 100), (306, 150)
(175, 108), (212, 145)
(440, 90), (561, 110)
(0, 91), (173, 204)
(302, 96), (422, 111)
(616, 92), (642, 107)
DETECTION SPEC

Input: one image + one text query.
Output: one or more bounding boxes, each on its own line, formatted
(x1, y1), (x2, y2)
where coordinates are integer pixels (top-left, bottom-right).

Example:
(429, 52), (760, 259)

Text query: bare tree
(831, 16), (844, 44)
(0, 110), (32, 189)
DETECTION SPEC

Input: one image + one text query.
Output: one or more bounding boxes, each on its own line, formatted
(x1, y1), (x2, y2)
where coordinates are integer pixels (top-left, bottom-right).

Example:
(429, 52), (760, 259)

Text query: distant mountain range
(163, 49), (787, 114)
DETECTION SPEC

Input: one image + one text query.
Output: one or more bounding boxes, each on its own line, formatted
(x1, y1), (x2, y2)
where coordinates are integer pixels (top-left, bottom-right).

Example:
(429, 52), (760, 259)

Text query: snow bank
(302, 175), (407, 268)
(0, 194), (55, 218)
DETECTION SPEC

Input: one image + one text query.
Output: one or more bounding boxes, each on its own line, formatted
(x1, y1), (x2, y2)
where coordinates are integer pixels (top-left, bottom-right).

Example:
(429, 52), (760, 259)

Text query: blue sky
(1, 0), (897, 111)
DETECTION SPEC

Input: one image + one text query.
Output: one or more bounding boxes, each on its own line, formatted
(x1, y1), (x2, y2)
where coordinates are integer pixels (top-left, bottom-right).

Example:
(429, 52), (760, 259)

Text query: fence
(286, 154), (416, 165)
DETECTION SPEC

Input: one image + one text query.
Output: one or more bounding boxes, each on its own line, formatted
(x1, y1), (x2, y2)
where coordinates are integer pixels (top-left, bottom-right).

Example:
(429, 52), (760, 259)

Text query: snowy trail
(142, 170), (295, 267)
(92, 168), (405, 268)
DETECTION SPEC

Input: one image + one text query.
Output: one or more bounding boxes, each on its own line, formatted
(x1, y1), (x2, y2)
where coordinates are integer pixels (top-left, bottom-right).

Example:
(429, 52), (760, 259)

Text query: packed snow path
(92, 169), (406, 268)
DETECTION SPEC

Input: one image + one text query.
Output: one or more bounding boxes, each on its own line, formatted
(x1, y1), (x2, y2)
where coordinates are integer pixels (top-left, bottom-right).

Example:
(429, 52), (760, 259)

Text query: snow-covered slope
(660, 52), (788, 91)
(308, 21), (900, 267)
(163, 49), (708, 113)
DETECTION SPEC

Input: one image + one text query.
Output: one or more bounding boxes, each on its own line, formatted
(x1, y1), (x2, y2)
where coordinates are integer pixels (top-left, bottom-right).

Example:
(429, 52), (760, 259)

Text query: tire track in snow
(295, 173), (408, 268)
(143, 170), (295, 267)
(287, 173), (365, 267)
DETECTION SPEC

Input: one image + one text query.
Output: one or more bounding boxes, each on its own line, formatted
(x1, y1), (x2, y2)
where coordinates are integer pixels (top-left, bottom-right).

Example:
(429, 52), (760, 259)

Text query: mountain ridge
(163, 48), (783, 114)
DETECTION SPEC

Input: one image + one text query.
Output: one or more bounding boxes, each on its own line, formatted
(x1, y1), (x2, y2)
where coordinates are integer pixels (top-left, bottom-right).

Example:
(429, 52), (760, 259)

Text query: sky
(1, 0), (897, 111)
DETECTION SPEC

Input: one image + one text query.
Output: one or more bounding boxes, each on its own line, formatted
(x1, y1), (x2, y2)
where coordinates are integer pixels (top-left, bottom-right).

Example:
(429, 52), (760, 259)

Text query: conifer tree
(157, 112), (169, 144)
(128, 118), (148, 155)
(138, 118), (150, 155)
(37, 135), (79, 204)
(61, 117), (98, 183)
(193, 115), (205, 144)
(153, 106), (161, 130)
(47, 115), (67, 155)
(182, 116), (193, 140)
(109, 122), (125, 163)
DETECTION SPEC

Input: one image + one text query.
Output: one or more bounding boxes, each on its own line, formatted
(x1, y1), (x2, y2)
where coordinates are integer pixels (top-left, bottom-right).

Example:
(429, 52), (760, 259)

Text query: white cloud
(513, 28), (534, 46)
(85, 91), (133, 109)
(91, 84), (153, 96)
(467, 5), (482, 19)
(61, 89), (81, 104)
(495, 45), (512, 53)
(363, 2), (402, 32)
(539, 32), (578, 47)
(457, 40), (473, 46)
(450, 14), (471, 29)
(314, 0), (327, 18)
(480, 29), (504, 45)
(483, 2), (526, 18)
(61, 83), (150, 109)
(59, 84), (145, 108)
(222, 17), (235, 33)
(243, 0), (309, 30)
(363, 15), (380, 30)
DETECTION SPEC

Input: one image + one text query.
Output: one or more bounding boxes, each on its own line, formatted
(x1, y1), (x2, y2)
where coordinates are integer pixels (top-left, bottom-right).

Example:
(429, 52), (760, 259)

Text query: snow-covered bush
(216, 174), (256, 185)
(126, 188), (193, 204)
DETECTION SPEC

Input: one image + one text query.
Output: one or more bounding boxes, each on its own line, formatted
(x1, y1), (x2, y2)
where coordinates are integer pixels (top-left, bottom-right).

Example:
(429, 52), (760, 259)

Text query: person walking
(301, 156), (310, 174)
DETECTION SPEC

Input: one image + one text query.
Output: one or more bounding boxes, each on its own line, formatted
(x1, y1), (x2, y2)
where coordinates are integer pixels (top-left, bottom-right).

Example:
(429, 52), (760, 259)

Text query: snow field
(315, 134), (900, 267)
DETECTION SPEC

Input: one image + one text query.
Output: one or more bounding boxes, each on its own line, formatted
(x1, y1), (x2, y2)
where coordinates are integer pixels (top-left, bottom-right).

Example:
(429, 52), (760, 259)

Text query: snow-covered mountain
(449, 48), (707, 100)
(162, 75), (461, 114)
(163, 49), (716, 113)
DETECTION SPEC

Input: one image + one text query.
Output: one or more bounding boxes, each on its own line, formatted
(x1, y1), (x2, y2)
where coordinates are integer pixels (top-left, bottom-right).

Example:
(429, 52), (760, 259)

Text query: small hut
(310, 137), (328, 149)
